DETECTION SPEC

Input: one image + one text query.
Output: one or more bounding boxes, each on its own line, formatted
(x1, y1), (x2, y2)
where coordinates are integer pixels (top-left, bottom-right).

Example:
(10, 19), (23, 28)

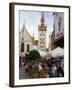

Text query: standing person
(38, 62), (43, 72)
(44, 64), (49, 78)
(52, 64), (57, 77)
(47, 61), (53, 77)
(22, 60), (24, 66)
(33, 62), (38, 71)
(48, 67), (53, 77)
(56, 63), (60, 77)
(38, 62), (43, 78)
(19, 59), (22, 68)
(60, 58), (64, 71)
(59, 64), (64, 77)
(25, 63), (28, 72)
(56, 63), (64, 77)
(21, 58), (24, 67)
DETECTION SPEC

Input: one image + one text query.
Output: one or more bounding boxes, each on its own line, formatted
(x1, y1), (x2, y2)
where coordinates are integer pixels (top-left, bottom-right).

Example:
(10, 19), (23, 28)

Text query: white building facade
(19, 25), (33, 57)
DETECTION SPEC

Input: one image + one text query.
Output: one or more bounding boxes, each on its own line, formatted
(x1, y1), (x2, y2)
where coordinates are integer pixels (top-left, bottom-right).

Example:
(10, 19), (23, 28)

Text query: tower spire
(22, 19), (26, 32)
(41, 12), (45, 24)
(23, 19), (25, 27)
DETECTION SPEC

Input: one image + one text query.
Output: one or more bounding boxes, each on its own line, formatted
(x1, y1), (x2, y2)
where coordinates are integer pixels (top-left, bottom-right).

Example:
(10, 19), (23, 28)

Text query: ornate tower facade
(38, 13), (47, 51)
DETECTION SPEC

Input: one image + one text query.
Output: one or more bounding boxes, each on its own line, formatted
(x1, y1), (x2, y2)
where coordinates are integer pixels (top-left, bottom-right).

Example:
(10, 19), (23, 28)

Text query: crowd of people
(19, 57), (64, 78)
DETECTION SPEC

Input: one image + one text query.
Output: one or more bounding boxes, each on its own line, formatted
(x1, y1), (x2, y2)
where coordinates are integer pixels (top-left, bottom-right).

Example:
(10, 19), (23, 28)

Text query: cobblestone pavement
(19, 66), (31, 79)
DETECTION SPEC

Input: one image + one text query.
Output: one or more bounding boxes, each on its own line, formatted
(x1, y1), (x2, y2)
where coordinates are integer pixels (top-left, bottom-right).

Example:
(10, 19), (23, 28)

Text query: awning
(48, 47), (64, 58)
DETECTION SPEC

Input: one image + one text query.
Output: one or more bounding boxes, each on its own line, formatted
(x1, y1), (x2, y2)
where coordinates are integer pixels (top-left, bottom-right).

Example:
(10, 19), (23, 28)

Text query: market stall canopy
(38, 50), (48, 57)
(31, 45), (47, 57)
(48, 47), (64, 58)
(32, 45), (38, 50)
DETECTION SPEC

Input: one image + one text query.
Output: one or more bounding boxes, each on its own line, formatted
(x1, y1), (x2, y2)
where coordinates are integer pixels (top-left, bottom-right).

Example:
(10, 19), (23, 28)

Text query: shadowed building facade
(51, 12), (64, 50)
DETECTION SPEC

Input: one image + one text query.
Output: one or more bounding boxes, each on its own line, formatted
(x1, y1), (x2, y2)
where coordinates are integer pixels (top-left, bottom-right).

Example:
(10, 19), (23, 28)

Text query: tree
(28, 50), (41, 60)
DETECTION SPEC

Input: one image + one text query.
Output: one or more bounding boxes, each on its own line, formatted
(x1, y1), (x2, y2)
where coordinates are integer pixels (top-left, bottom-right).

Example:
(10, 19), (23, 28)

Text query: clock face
(40, 37), (45, 41)
(40, 41), (45, 45)
(40, 31), (44, 35)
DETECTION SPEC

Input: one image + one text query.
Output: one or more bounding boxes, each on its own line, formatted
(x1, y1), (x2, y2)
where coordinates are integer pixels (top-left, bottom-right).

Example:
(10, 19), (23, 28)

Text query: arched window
(27, 44), (30, 52)
(21, 43), (24, 52)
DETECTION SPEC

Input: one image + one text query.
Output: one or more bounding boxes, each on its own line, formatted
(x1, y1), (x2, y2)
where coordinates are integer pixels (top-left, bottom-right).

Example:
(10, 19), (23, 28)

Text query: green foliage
(28, 50), (41, 60)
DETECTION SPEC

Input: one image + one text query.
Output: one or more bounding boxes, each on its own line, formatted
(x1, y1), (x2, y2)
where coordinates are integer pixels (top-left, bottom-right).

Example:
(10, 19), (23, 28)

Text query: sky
(19, 10), (54, 47)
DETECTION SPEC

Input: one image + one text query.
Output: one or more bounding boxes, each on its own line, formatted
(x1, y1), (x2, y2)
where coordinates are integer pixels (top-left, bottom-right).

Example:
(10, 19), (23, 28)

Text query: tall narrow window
(21, 43), (24, 52)
(58, 21), (61, 32)
(58, 17), (62, 32)
(27, 44), (30, 52)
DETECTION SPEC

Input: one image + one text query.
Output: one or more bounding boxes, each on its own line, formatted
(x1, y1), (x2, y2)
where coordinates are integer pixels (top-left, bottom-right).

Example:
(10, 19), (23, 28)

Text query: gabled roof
(21, 24), (32, 40)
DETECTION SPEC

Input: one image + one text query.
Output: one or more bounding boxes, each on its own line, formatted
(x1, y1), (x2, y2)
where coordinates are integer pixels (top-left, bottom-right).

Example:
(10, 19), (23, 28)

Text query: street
(19, 66), (31, 79)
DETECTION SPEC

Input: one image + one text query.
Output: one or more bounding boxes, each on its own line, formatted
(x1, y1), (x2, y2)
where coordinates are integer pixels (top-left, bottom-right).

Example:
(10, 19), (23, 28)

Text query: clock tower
(38, 13), (47, 51)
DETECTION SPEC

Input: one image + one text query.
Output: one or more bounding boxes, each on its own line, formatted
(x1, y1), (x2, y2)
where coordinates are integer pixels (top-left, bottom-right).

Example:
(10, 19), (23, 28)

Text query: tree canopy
(28, 50), (41, 60)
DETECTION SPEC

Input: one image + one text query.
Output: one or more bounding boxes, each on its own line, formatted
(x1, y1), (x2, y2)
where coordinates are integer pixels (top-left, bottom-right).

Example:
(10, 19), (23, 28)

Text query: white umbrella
(48, 47), (64, 58)
(31, 45), (38, 50)
(38, 50), (47, 57)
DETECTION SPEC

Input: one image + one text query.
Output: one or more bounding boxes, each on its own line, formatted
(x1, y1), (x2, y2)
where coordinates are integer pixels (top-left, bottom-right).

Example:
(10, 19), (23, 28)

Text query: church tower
(38, 13), (47, 51)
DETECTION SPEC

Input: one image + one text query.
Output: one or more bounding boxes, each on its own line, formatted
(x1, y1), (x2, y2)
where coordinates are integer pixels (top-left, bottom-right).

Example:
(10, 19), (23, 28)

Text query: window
(43, 38), (45, 40)
(43, 34), (45, 36)
(21, 43), (24, 52)
(58, 17), (62, 32)
(40, 42), (41, 44)
(43, 42), (45, 44)
(58, 21), (61, 32)
(22, 37), (24, 41)
(27, 44), (30, 52)
(40, 38), (42, 40)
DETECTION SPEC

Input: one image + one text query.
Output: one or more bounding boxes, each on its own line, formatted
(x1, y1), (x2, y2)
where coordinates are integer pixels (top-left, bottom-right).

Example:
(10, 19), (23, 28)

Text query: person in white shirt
(52, 64), (57, 77)
(38, 62), (43, 72)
